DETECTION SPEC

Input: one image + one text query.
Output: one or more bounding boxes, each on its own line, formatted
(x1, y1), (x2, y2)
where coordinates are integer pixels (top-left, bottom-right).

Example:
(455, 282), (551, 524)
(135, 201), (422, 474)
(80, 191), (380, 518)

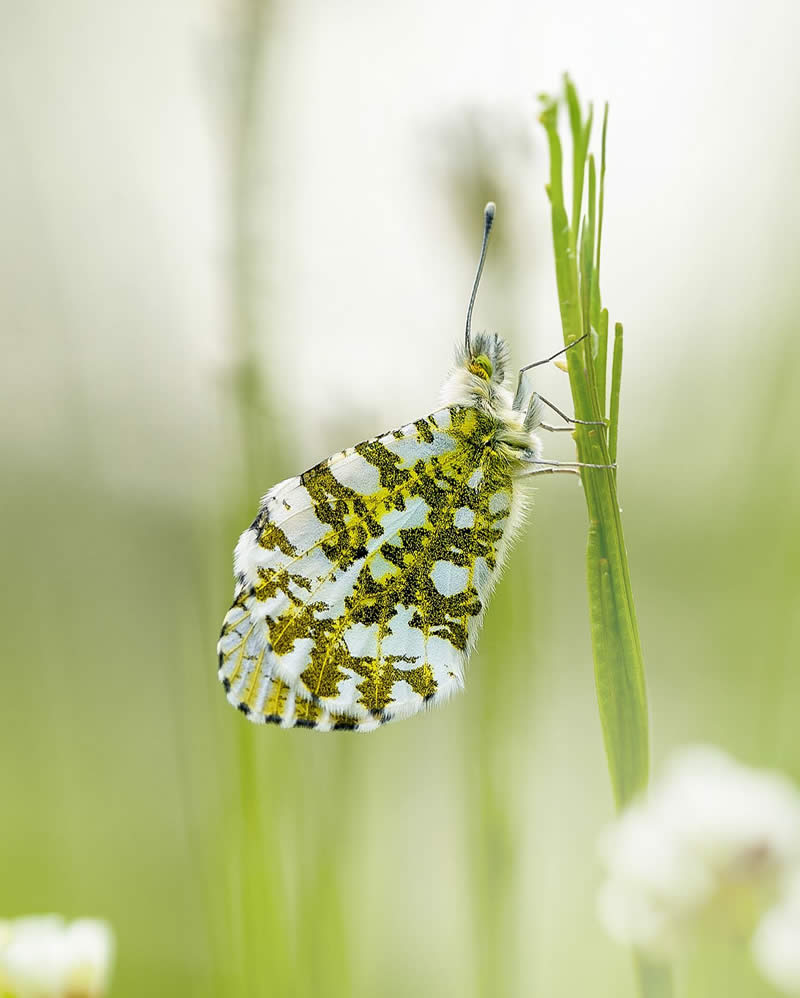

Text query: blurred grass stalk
(223, 1), (292, 994)
(539, 78), (671, 997)
(221, 2), (357, 995)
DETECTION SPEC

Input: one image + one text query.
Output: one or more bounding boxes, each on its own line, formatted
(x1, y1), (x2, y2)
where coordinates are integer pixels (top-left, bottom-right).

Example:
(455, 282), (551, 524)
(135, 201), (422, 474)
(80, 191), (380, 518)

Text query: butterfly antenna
(465, 201), (496, 355)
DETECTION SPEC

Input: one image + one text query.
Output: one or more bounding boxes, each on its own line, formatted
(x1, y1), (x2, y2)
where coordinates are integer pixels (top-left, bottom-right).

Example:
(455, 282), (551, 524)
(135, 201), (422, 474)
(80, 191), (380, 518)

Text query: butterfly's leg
(528, 458), (616, 471)
(527, 391), (606, 429)
(539, 422), (575, 433)
(521, 466), (581, 477)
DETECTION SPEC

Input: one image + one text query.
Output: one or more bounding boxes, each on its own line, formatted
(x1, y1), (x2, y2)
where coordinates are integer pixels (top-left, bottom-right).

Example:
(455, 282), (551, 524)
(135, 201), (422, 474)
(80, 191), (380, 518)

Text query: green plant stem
(539, 76), (669, 998)
(540, 77), (649, 808)
(540, 147), (643, 796)
(636, 958), (675, 998)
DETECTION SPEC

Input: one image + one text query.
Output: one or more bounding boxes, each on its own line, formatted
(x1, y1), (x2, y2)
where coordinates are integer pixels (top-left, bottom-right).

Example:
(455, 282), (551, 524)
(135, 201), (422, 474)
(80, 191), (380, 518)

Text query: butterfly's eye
(468, 354), (493, 380)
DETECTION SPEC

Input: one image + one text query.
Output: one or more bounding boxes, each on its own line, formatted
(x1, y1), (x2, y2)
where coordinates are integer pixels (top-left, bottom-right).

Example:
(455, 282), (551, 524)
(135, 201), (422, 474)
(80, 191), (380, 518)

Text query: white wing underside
(217, 407), (517, 731)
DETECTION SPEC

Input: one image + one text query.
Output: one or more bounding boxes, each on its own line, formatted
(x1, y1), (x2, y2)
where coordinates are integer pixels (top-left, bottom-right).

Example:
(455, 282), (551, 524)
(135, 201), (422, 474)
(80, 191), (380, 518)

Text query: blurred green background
(2, 2), (800, 996)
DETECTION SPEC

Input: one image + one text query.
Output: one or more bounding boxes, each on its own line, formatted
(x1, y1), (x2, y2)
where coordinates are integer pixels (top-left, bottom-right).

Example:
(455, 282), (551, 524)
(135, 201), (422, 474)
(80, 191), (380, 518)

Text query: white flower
(598, 746), (800, 960)
(62, 920), (114, 997)
(0, 915), (114, 998)
(753, 871), (800, 994)
(1, 916), (69, 998)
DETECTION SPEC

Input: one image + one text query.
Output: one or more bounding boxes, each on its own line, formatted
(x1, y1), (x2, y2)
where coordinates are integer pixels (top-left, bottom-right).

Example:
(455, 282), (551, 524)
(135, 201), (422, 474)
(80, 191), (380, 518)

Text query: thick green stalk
(539, 77), (669, 998)
(540, 78), (648, 808)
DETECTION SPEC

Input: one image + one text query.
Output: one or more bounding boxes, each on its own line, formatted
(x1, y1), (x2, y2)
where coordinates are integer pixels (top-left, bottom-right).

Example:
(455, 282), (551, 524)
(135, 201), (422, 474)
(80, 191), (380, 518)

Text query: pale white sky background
(1, 0), (799, 498)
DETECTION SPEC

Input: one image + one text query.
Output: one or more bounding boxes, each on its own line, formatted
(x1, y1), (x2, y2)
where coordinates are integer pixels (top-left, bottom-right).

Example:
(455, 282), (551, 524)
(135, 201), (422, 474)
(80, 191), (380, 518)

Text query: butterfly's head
(440, 329), (515, 410)
(466, 331), (507, 383)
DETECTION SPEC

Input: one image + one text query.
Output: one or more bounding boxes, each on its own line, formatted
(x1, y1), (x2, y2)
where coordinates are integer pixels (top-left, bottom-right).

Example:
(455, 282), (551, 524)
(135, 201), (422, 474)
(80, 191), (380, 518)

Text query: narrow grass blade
(609, 323), (624, 467)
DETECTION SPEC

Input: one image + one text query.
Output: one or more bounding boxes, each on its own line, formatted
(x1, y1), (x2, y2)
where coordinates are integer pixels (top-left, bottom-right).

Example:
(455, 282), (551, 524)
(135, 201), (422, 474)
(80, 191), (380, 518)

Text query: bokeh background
(3, 2), (800, 995)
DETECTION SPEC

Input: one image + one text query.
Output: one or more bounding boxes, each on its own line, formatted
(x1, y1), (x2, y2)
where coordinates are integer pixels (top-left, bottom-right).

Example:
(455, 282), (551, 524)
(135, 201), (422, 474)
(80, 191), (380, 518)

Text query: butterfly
(217, 203), (609, 731)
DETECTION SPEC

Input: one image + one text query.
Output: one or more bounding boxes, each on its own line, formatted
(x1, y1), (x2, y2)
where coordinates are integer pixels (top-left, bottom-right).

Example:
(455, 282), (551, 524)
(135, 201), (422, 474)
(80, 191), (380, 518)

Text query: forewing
(217, 407), (514, 731)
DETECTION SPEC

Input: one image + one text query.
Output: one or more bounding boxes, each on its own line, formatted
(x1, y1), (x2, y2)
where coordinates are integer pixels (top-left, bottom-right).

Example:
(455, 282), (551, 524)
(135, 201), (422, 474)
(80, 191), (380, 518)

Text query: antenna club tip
(484, 201), (496, 221)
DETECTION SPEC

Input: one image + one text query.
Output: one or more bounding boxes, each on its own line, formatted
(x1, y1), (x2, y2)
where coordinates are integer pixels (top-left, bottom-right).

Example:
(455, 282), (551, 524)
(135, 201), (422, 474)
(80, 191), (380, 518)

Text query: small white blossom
(1, 916), (70, 998)
(62, 920), (114, 997)
(0, 915), (114, 998)
(598, 746), (800, 959)
(753, 871), (800, 994)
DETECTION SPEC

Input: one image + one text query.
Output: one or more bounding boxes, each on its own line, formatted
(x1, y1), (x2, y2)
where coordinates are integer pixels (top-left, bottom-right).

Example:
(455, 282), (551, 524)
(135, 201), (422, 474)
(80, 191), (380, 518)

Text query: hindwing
(217, 406), (515, 731)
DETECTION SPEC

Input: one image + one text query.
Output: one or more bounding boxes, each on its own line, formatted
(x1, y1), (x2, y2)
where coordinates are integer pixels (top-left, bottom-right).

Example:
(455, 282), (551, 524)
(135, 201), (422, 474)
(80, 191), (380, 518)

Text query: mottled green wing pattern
(217, 406), (515, 731)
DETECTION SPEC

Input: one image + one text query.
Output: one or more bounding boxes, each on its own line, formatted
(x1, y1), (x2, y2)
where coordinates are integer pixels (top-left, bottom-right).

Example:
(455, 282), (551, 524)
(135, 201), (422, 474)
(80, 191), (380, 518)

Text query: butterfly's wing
(218, 406), (516, 731)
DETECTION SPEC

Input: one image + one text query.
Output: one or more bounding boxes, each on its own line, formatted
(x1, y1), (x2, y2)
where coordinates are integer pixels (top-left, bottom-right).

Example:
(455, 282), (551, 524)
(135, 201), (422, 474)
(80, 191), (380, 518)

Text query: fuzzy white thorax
(439, 331), (543, 475)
